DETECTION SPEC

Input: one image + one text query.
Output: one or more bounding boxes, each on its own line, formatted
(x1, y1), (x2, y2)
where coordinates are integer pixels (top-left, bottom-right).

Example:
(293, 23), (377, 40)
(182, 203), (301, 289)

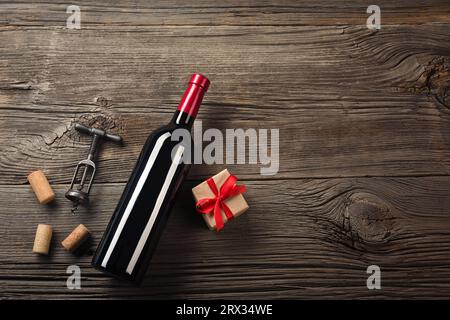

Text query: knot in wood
(415, 56), (450, 107)
(95, 96), (111, 108)
(77, 113), (119, 132)
(344, 192), (393, 244)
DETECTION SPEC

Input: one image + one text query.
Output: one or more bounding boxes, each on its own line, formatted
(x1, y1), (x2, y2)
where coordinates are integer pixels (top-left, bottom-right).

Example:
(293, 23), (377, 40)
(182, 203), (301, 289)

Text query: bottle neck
(170, 110), (195, 128)
(172, 74), (209, 129)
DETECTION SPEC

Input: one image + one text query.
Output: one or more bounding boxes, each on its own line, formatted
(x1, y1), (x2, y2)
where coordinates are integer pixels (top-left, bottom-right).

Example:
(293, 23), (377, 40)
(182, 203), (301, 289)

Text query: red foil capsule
(177, 73), (210, 119)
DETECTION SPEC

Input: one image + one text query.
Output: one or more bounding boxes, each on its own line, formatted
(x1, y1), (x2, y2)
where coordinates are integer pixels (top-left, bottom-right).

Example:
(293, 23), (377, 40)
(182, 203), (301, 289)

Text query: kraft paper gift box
(192, 169), (249, 231)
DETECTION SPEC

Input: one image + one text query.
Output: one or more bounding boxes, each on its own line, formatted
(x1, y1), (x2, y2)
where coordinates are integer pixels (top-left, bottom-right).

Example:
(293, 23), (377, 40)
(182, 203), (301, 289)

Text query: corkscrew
(66, 123), (122, 213)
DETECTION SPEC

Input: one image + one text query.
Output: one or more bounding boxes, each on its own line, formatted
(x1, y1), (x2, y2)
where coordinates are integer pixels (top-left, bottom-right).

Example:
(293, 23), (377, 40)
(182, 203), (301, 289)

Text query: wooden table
(1, 0), (450, 299)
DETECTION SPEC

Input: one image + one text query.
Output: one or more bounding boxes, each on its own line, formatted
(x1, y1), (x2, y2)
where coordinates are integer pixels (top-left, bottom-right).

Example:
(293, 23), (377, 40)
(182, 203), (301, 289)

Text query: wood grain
(1, 0), (450, 299)
(1, 25), (449, 183)
(1, 177), (450, 299)
(1, 0), (449, 26)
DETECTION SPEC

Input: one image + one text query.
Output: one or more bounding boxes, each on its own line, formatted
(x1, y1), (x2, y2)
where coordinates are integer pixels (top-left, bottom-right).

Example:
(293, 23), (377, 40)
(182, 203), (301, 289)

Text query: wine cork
(33, 224), (53, 255)
(62, 224), (90, 252)
(27, 170), (55, 204)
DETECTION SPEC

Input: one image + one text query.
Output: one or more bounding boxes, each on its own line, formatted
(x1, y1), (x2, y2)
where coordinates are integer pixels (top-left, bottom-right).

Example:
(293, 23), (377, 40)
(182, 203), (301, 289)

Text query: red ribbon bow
(196, 174), (246, 231)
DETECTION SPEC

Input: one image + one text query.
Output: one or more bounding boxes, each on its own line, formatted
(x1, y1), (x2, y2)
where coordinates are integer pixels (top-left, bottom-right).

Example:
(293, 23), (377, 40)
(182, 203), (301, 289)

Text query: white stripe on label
(175, 111), (183, 124)
(101, 132), (172, 268)
(126, 145), (185, 275)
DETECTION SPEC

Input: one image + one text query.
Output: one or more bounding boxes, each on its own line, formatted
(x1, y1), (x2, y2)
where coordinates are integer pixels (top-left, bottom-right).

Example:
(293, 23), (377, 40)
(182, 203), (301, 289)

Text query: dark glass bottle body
(92, 75), (209, 284)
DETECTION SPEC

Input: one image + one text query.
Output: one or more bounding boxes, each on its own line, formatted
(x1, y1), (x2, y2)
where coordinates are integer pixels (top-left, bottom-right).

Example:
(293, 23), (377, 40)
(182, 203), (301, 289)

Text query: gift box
(192, 169), (249, 231)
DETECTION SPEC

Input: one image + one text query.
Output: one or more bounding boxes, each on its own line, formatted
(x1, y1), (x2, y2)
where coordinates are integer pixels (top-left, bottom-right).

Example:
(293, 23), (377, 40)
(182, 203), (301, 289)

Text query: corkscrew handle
(75, 123), (122, 143)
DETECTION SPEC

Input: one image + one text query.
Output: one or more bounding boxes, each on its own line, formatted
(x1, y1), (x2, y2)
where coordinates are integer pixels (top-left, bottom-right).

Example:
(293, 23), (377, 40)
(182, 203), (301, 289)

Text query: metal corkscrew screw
(66, 123), (122, 213)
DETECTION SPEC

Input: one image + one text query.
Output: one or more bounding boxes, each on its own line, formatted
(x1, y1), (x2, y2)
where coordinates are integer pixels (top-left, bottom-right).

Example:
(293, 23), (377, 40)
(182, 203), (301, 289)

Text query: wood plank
(1, 1), (450, 300)
(1, 177), (450, 299)
(1, 25), (449, 107)
(1, 0), (449, 27)
(1, 25), (449, 183)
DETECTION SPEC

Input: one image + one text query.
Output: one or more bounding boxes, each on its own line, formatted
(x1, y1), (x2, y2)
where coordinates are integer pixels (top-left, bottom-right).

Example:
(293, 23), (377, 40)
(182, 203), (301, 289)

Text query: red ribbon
(196, 174), (246, 231)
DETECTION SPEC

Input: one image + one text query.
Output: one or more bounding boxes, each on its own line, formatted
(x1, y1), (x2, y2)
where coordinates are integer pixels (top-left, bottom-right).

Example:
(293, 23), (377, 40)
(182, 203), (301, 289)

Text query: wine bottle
(92, 74), (210, 284)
